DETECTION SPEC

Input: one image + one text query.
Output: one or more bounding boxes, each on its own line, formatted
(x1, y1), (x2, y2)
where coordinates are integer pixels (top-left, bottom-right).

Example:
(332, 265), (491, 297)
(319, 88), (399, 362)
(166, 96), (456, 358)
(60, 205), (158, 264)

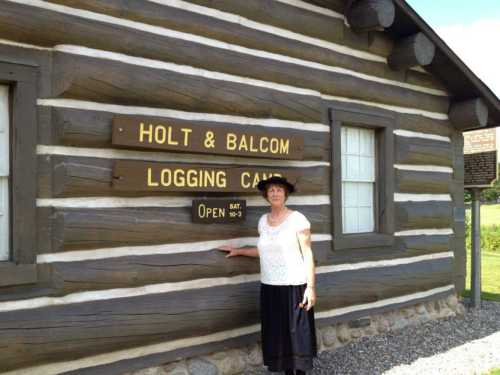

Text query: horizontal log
(0, 234), (452, 301)
(347, 0), (395, 31)
(37, 205), (331, 253)
(396, 202), (453, 231)
(1, 0), (447, 96)
(395, 136), (453, 167)
(396, 115), (453, 137)
(51, 51), (324, 123)
(0, 257), (453, 371)
(37, 155), (329, 198)
(395, 169), (451, 194)
(388, 32), (436, 71)
(40, 107), (330, 161)
(167, 0), (394, 56)
(46, 238), (454, 295)
(449, 98), (489, 130)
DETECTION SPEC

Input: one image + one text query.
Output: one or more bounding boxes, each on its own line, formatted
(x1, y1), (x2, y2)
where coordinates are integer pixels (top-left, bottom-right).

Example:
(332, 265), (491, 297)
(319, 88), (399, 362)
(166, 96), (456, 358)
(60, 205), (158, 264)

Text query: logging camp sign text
(113, 160), (298, 192)
(112, 115), (304, 160)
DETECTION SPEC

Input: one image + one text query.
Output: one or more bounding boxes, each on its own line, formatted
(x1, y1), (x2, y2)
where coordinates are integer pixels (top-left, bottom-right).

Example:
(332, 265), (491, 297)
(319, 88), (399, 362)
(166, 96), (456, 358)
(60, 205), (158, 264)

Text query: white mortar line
(394, 164), (454, 174)
(36, 145), (330, 167)
(2, 285), (455, 375)
(394, 193), (452, 202)
(36, 195), (331, 208)
(395, 229), (454, 236)
(37, 99), (329, 131)
(36, 235), (333, 263)
(394, 129), (451, 142)
(273, 0), (344, 19)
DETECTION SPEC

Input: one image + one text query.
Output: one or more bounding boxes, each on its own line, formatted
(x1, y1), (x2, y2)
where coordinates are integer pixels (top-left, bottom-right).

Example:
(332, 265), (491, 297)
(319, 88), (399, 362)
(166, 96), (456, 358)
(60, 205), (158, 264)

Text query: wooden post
(470, 188), (482, 308)
(388, 32), (436, 71)
(346, 0), (395, 31)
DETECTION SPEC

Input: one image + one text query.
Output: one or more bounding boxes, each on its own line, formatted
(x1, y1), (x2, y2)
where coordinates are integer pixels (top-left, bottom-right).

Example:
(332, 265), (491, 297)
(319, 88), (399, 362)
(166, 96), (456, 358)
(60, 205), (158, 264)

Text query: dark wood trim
(0, 263), (37, 287)
(0, 60), (38, 287)
(329, 105), (395, 251)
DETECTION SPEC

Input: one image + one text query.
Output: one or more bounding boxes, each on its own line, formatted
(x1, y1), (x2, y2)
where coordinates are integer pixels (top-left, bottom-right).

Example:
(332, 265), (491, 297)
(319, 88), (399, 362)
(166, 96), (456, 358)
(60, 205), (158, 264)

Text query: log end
(347, 0), (396, 31)
(449, 98), (489, 130)
(414, 33), (436, 66)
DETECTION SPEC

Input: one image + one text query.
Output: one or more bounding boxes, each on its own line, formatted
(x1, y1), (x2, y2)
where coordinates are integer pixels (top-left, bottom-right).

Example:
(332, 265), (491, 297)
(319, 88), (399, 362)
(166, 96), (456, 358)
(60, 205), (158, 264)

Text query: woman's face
(266, 184), (287, 207)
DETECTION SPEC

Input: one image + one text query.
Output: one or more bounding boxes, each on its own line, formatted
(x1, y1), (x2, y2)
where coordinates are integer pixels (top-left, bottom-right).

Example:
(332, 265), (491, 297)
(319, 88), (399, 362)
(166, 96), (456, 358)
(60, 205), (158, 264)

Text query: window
(330, 106), (395, 250)
(0, 60), (38, 286)
(0, 85), (9, 261)
(341, 126), (375, 233)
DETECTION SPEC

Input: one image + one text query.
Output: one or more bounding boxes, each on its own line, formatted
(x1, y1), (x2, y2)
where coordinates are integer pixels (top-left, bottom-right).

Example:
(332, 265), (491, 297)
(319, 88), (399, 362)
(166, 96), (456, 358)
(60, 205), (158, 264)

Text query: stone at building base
(125, 294), (465, 375)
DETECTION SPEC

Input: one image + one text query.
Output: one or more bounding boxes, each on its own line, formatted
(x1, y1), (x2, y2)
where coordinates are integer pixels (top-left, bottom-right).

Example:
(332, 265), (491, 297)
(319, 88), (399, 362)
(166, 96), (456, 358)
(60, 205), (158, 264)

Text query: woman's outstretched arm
(297, 229), (316, 310)
(217, 245), (259, 258)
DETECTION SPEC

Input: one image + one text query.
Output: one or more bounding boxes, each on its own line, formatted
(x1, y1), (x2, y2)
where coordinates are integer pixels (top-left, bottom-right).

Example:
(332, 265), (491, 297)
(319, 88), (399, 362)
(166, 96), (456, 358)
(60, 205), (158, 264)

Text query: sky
(406, 0), (500, 99)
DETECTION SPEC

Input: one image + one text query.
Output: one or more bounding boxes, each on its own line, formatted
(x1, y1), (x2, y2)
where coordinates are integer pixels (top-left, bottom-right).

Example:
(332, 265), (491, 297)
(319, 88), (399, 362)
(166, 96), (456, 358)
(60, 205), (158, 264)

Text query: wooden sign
(112, 115), (304, 160)
(192, 199), (246, 223)
(112, 160), (299, 192)
(465, 151), (498, 187)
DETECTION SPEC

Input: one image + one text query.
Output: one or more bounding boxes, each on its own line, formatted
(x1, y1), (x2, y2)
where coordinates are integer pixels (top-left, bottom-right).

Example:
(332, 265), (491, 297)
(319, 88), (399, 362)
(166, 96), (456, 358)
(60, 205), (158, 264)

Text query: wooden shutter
(0, 85), (9, 261)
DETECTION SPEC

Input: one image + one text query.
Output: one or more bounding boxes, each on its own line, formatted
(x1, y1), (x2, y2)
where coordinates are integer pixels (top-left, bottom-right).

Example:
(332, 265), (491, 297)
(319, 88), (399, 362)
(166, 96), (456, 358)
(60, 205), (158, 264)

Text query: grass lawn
(463, 204), (500, 302)
(486, 369), (500, 375)
(472, 204), (500, 226)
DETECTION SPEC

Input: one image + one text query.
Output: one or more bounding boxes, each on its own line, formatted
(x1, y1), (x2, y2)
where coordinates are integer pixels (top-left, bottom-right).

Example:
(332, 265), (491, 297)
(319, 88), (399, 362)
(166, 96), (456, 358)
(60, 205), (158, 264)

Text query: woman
(218, 176), (317, 375)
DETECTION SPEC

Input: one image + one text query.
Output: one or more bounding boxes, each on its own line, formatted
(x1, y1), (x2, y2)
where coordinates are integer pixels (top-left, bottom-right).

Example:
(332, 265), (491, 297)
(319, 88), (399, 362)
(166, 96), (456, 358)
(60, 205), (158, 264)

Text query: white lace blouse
(257, 210), (311, 285)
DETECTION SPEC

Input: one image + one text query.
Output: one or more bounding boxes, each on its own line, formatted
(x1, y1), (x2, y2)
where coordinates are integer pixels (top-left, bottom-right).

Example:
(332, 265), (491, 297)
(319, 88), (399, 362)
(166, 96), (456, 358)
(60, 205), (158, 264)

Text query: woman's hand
(299, 286), (316, 311)
(217, 245), (240, 258)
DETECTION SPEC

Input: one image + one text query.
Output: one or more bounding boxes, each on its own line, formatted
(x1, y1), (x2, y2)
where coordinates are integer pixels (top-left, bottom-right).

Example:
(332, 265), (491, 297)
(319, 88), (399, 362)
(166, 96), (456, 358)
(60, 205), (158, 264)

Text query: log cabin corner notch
(389, 0), (500, 130)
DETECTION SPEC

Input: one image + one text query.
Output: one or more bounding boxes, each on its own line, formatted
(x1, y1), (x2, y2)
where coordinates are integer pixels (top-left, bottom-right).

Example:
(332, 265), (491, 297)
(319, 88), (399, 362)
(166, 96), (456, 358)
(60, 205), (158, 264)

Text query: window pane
(359, 128), (374, 156)
(358, 182), (373, 207)
(0, 85), (8, 261)
(341, 125), (376, 234)
(346, 127), (359, 154)
(0, 85), (8, 176)
(358, 206), (374, 232)
(343, 181), (358, 207)
(343, 207), (358, 233)
(345, 155), (359, 180)
(0, 178), (8, 261)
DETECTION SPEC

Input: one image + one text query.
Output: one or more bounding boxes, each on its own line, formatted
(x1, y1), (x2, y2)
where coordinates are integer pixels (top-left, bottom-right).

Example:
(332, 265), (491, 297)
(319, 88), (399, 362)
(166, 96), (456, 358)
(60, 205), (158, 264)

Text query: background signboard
(464, 151), (498, 188)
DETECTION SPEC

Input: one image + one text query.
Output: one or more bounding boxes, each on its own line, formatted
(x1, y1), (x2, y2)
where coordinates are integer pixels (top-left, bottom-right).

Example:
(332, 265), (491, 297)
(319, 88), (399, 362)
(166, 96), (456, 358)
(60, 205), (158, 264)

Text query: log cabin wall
(0, 0), (464, 373)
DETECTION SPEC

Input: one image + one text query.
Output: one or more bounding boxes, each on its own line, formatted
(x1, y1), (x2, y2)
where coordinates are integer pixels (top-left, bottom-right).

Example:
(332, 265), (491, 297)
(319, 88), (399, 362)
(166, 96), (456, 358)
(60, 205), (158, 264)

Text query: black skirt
(260, 282), (318, 372)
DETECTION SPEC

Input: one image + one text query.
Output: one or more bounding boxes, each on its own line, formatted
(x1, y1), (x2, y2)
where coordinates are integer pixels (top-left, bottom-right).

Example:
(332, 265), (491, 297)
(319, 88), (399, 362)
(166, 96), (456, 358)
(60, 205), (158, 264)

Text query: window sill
(333, 233), (394, 250)
(0, 262), (37, 287)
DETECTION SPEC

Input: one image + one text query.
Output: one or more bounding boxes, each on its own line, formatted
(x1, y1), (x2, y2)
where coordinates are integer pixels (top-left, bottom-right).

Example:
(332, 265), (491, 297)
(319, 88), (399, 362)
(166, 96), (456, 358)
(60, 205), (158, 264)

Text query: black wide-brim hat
(257, 176), (295, 194)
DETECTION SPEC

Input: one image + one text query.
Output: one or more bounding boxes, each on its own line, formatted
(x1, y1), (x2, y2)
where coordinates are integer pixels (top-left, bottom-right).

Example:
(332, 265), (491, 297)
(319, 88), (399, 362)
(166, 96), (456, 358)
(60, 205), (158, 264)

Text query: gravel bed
(251, 299), (500, 375)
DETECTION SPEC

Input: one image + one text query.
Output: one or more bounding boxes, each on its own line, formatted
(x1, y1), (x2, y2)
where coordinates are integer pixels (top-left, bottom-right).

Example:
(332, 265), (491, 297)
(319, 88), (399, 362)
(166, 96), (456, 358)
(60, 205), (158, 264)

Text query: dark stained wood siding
(0, 0), (462, 372)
